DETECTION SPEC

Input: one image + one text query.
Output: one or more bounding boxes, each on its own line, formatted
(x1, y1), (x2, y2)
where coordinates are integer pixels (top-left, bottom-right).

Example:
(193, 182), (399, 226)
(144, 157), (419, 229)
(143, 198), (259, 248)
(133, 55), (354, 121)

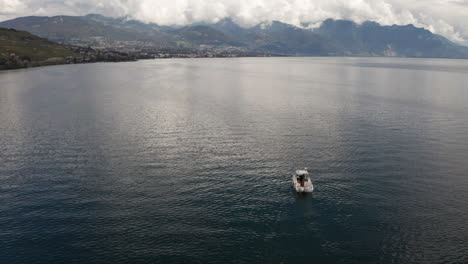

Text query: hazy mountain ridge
(1, 14), (467, 58)
(316, 19), (468, 58)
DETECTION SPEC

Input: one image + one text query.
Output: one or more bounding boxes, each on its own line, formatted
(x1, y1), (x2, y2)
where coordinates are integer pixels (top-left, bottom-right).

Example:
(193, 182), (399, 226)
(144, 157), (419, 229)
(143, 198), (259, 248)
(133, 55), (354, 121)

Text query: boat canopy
(295, 170), (309, 176)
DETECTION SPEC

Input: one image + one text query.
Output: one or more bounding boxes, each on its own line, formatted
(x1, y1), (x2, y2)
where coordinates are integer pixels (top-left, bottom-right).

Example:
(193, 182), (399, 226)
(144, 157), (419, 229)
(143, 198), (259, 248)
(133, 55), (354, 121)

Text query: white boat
(292, 168), (314, 193)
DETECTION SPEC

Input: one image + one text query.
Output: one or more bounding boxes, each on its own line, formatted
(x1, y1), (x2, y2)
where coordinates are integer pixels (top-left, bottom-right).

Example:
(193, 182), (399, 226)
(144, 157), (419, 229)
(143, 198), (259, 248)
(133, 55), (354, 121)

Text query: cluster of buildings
(0, 52), (30, 69)
(68, 38), (275, 59)
(64, 46), (140, 63)
(128, 46), (274, 59)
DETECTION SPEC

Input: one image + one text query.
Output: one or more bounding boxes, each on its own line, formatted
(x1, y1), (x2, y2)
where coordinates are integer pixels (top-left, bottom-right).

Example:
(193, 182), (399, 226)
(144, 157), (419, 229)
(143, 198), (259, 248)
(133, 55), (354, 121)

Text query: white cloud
(0, 0), (467, 43)
(0, 0), (26, 16)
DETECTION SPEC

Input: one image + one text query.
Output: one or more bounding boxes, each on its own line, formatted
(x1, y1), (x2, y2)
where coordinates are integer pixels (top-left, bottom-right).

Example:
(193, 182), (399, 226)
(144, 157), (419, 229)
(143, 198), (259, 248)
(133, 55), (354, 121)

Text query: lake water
(1, 57), (468, 263)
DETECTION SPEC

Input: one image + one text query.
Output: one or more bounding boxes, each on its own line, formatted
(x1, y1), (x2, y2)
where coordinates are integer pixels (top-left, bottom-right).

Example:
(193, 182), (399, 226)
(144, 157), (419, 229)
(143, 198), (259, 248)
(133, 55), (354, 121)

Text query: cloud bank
(1, 0), (467, 43)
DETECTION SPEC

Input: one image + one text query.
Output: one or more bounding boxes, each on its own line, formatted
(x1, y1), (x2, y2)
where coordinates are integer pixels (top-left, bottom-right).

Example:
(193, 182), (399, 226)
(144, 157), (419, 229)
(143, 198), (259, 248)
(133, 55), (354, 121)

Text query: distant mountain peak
(215, 17), (236, 25)
(84, 13), (106, 19)
(361, 21), (380, 27)
(252, 20), (300, 31)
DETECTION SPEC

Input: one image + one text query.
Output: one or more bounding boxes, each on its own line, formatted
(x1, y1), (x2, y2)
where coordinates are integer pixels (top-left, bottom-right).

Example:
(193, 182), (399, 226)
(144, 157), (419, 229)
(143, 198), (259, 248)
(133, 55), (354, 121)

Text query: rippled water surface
(1, 57), (468, 263)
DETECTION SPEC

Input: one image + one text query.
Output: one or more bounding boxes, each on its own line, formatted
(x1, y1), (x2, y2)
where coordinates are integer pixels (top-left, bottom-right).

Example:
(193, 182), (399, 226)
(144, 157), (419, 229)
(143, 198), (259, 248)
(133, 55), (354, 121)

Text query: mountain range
(1, 14), (468, 59)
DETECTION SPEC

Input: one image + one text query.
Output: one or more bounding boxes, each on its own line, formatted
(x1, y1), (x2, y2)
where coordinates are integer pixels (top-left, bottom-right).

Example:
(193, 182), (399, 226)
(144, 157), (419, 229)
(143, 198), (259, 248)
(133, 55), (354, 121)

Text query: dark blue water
(1, 57), (468, 264)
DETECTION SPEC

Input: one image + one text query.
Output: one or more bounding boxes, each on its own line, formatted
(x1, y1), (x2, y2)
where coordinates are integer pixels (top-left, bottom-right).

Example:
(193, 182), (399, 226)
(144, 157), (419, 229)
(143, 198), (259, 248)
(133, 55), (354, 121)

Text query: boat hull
(292, 175), (314, 193)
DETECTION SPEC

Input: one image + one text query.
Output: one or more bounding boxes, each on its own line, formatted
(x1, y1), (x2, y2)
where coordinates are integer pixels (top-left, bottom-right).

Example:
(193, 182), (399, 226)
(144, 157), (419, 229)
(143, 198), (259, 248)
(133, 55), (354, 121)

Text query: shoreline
(3, 54), (468, 72)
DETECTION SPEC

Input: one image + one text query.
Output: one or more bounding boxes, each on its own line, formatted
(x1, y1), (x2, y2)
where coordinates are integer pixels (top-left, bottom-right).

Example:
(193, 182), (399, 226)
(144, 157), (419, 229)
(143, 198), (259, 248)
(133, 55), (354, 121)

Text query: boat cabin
(295, 169), (309, 187)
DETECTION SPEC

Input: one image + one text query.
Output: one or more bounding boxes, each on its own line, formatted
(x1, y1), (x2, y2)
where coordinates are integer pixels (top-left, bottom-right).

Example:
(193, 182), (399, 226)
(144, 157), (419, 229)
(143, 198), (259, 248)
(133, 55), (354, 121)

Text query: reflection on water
(1, 57), (468, 264)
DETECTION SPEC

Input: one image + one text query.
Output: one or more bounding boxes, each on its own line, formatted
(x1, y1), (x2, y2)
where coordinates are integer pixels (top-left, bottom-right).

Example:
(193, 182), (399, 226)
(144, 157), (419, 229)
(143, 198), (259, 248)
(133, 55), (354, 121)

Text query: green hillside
(0, 27), (76, 69)
(0, 28), (75, 59)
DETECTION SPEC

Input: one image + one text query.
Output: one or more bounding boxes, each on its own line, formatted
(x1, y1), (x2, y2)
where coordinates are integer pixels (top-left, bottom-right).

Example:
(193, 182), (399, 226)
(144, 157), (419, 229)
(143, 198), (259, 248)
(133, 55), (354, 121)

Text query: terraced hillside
(0, 27), (76, 69)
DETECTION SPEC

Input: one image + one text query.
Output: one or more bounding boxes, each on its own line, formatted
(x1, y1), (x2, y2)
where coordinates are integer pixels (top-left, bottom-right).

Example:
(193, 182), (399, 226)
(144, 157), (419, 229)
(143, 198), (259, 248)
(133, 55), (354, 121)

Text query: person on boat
(299, 174), (305, 187)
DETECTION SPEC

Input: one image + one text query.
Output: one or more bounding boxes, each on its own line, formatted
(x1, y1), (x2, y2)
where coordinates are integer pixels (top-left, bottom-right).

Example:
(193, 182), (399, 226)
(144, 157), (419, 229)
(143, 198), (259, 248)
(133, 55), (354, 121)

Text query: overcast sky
(1, 0), (468, 43)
